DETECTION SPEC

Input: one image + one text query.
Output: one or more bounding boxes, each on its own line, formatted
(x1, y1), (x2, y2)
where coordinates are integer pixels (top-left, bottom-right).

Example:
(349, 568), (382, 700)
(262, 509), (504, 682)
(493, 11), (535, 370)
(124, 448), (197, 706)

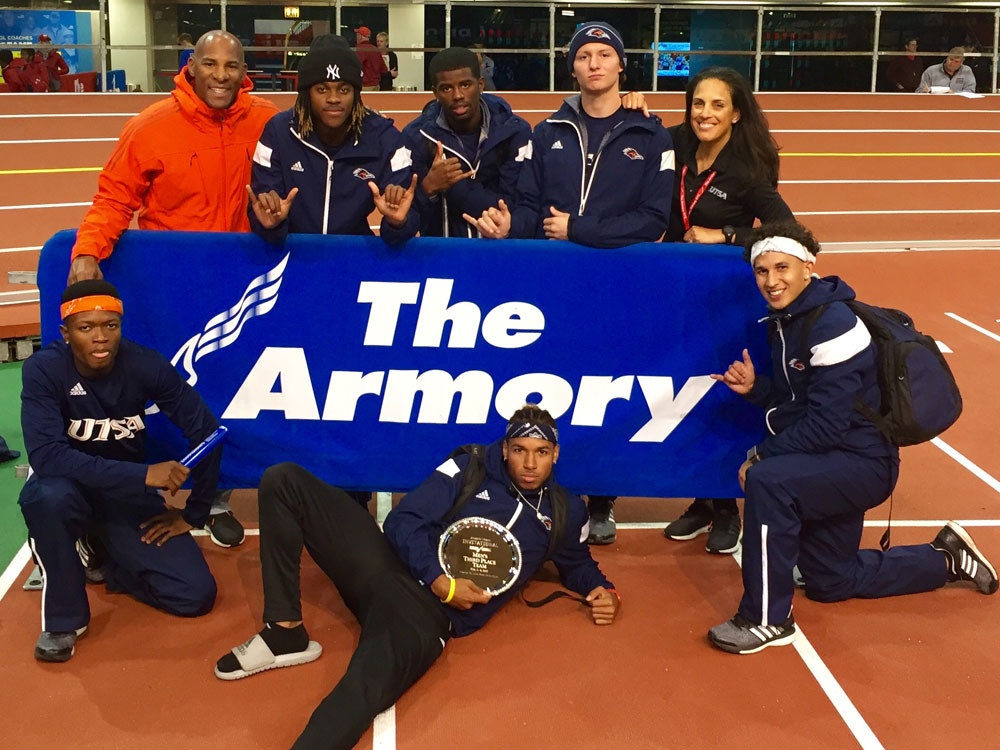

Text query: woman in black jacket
(664, 66), (794, 554)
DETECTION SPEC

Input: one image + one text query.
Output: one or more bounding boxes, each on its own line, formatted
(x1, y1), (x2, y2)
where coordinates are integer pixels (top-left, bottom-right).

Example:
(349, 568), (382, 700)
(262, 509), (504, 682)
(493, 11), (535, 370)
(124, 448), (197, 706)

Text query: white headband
(749, 236), (817, 266)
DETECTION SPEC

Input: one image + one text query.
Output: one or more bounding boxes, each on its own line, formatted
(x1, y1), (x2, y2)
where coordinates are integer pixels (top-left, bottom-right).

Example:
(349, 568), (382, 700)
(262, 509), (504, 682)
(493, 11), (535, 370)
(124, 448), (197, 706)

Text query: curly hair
(743, 221), (822, 263)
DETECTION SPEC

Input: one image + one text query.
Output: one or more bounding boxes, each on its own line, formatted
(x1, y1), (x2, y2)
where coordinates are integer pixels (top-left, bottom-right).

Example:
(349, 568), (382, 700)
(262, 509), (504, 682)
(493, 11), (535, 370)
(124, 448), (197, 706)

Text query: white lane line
(936, 341), (953, 353)
(945, 313), (1000, 344)
(0, 138), (118, 144)
(0, 542), (32, 603)
(729, 549), (884, 749)
(797, 209), (1000, 216)
(0, 201), (90, 211)
(782, 179), (1000, 185)
(618, 520), (1000, 531)
(932, 438), (1000, 495)
(776, 129), (1000, 134)
(792, 632), (886, 750)
(372, 704), (396, 750)
(0, 289), (37, 297)
(0, 246), (42, 254)
(0, 113), (138, 118)
(0, 298), (38, 307)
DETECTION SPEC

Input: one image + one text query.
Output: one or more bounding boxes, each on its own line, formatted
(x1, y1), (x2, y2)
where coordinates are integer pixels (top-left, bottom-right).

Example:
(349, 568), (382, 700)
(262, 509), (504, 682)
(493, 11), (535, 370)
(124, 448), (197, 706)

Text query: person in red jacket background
(67, 30), (279, 546)
(1, 50), (28, 92)
(354, 25), (387, 91)
(38, 34), (70, 91)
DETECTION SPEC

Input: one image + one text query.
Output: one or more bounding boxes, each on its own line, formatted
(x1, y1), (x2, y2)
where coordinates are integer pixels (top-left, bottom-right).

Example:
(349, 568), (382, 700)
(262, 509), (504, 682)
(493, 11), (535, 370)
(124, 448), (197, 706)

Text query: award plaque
(437, 517), (523, 595)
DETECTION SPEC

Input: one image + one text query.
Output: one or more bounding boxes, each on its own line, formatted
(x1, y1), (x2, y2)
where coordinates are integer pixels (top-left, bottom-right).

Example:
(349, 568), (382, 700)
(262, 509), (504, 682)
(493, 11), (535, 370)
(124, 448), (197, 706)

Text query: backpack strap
(441, 444), (487, 525)
(797, 304), (827, 365)
(544, 485), (568, 561)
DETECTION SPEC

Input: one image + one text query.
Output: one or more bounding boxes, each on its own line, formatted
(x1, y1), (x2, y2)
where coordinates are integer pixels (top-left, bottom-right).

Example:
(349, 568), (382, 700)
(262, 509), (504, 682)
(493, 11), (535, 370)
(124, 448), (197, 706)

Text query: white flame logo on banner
(147, 252), (289, 414)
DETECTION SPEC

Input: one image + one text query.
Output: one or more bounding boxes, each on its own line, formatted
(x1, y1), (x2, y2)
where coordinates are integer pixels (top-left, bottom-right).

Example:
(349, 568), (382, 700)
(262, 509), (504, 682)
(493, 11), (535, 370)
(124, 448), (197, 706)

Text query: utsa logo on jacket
(401, 93), (532, 238)
(509, 95), (675, 248)
(249, 107), (418, 245)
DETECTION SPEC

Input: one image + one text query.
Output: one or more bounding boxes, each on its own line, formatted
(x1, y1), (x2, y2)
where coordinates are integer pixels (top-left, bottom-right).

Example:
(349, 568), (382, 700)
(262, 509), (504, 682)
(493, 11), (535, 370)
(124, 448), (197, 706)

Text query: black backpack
(440, 444), (568, 560)
(800, 300), (962, 446)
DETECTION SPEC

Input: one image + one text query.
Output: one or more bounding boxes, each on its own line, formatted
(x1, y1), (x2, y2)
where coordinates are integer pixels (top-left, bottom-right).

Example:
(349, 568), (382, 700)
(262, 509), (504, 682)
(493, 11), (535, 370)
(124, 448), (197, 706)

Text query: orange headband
(60, 295), (124, 321)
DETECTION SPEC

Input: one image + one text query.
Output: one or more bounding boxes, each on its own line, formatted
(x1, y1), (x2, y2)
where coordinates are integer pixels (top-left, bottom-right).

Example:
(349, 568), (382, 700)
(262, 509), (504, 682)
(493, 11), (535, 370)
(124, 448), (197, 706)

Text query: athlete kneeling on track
(19, 280), (223, 662)
(215, 404), (619, 749)
(707, 221), (997, 655)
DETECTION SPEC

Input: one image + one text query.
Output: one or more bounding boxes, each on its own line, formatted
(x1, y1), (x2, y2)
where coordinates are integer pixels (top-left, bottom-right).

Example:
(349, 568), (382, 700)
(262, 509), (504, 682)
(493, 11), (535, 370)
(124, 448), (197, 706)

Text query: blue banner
(39, 230), (769, 498)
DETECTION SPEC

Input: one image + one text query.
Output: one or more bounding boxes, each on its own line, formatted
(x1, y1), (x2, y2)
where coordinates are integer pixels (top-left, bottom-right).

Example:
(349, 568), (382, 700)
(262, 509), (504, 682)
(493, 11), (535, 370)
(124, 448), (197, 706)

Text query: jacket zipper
(219, 118), (227, 226)
(291, 127), (334, 234)
(765, 318), (795, 435)
(420, 129), (478, 238)
(545, 118), (624, 216)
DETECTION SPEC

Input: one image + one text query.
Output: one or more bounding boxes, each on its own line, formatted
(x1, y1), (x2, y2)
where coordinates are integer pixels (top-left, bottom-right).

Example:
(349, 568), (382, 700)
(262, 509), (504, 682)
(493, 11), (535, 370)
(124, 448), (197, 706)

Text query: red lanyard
(679, 164), (717, 231)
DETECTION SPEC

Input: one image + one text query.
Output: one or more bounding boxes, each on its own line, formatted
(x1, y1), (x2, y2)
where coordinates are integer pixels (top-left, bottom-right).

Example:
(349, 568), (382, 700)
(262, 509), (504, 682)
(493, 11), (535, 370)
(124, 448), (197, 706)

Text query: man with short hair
(215, 404), (619, 748)
(67, 30), (279, 545)
(884, 36), (922, 93)
(354, 25), (386, 91)
(917, 46), (976, 93)
(706, 221), (997, 655)
(20, 280), (223, 662)
(375, 31), (397, 91)
(402, 47), (531, 238)
(465, 22), (674, 545)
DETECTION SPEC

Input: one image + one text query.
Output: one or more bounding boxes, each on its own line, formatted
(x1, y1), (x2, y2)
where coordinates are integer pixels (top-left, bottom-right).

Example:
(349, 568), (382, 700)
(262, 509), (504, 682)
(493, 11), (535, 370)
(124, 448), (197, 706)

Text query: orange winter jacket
(72, 71), (278, 261)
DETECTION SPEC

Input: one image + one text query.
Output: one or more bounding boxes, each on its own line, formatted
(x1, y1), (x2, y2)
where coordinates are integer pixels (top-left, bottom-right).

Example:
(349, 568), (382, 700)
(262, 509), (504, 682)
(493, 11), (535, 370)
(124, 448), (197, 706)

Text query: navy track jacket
(21, 339), (222, 527)
(510, 95), (675, 248)
(249, 108), (419, 245)
(746, 276), (896, 461)
(382, 439), (612, 636)
(402, 93), (531, 238)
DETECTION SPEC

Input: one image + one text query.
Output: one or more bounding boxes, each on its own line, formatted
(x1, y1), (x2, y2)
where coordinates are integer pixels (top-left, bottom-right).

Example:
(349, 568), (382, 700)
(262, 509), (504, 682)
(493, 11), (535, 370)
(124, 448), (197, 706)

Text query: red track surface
(1, 91), (998, 337)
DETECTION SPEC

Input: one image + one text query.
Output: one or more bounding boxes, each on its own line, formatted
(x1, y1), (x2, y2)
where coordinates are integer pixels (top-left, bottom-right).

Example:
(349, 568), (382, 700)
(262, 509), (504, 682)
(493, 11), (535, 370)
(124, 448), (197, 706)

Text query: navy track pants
(19, 475), (216, 632)
(739, 451), (948, 626)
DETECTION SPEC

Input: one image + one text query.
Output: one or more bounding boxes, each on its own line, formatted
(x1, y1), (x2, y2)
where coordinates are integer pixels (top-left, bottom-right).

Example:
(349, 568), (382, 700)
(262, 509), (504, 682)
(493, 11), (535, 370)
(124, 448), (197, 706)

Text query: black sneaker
(205, 511), (245, 548)
(708, 614), (796, 655)
(587, 498), (616, 545)
(76, 535), (106, 585)
(931, 521), (998, 594)
(35, 626), (87, 662)
(706, 507), (742, 554)
(664, 500), (713, 540)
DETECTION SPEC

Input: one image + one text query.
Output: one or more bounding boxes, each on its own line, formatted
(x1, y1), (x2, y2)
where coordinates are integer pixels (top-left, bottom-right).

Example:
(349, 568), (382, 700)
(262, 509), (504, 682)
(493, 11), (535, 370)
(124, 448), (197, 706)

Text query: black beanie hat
(567, 22), (626, 73)
(62, 279), (121, 304)
(297, 44), (363, 92)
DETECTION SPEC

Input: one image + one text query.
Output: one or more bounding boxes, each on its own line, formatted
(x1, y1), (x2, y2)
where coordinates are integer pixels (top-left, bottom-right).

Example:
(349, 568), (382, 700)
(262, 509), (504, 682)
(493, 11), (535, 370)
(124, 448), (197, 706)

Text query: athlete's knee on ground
(802, 574), (855, 603)
(160, 571), (217, 617)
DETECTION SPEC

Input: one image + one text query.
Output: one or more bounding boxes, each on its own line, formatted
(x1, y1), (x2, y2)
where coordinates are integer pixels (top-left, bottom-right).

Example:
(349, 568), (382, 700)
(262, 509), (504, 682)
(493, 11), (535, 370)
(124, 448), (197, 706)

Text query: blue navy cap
(567, 22), (626, 72)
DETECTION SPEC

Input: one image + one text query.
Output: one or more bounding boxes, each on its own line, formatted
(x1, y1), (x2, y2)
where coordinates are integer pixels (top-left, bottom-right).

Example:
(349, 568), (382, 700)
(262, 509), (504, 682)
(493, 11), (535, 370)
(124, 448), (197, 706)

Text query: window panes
(760, 55), (872, 92)
(762, 10), (874, 53)
(150, 2), (222, 91)
(450, 5), (548, 50)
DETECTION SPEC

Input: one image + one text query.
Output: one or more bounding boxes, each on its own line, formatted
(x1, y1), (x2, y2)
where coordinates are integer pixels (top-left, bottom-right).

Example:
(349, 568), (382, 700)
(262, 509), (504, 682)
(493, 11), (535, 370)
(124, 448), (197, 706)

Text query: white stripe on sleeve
(660, 150), (675, 172)
(809, 317), (872, 367)
(516, 141), (533, 162)
(252, 141), (272, 168)
(435, 458), (461, 477)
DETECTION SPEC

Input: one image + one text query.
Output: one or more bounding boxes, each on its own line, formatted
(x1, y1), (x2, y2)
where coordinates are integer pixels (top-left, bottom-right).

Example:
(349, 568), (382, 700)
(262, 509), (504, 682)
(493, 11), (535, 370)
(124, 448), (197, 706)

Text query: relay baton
(180, 426), (228, 469)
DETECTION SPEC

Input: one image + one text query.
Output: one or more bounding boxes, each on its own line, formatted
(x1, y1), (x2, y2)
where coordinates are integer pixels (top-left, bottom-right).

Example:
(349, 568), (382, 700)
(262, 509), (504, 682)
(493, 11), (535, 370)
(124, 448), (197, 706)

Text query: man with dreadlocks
(246, 42), (419, 244)
(215, 403), (619, 749)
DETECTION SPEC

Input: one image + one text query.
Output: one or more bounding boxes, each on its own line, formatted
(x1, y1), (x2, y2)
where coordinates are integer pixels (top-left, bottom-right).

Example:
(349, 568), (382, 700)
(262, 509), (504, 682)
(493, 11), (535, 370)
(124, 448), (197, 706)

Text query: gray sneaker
(587, 501), (616, 545)
(35, 626), (87, 662)
(708, 614), (796, 655)
(931, 521), (998, 595)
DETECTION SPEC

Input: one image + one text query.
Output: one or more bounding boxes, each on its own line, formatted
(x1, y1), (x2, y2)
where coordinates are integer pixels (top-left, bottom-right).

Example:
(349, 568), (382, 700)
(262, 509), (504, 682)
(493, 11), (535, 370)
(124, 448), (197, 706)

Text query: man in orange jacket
(68, 30), (277, 547)
(68, 30), (276, 284)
